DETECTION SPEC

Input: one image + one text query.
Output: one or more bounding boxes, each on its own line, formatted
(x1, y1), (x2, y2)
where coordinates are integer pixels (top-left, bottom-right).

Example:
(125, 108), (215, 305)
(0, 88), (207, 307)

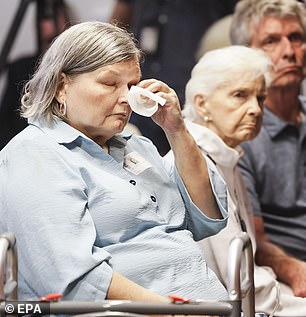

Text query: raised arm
(166, 126), (222, 219)
(138, 79), (222, 219)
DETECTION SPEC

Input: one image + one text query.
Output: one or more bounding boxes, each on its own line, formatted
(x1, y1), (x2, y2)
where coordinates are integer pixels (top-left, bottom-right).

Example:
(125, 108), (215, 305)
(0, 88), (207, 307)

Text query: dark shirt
(238, 97), (306, 261)
(0, 55), (38, 150)
(120, 0), (237, 155)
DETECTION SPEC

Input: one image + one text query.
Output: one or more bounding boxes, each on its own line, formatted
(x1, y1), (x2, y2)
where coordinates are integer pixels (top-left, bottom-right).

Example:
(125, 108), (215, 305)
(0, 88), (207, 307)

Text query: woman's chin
(113, 120), (128, 133)
(242, 132), (258, 142)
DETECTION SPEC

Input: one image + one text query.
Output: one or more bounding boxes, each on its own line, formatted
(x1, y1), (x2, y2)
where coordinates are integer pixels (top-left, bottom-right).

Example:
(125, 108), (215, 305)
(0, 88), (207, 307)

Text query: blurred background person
(110, 0), (238, 155)
(231, 0), (306, 298)
(0, 0), (73, 150)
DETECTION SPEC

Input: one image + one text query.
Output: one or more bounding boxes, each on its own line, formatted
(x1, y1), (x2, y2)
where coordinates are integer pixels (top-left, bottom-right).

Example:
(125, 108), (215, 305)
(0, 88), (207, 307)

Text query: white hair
(183, 45), (272, 121)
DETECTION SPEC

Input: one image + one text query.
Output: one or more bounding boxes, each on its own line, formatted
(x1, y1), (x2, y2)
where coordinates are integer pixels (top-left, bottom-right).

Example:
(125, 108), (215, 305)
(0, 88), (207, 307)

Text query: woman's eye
(128, 81), (140, 89)
(103, 82), (116, 86)
(234, 92), (247, 99)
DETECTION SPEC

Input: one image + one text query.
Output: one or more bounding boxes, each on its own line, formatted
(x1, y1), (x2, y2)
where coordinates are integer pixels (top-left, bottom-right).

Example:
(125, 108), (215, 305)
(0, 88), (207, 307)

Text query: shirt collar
(28, 118), (129, 147)
(184, 120), (243, 168)
(263, 95), (306, 139)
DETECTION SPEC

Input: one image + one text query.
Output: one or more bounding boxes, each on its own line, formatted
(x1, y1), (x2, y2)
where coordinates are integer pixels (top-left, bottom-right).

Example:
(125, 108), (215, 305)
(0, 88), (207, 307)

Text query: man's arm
(238, 143), (306, 297)
(254, 215), (306, 297)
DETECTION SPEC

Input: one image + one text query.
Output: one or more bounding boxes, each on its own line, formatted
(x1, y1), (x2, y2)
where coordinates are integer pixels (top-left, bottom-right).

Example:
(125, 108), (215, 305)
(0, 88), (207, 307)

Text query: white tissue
(127, 85), (166, 117)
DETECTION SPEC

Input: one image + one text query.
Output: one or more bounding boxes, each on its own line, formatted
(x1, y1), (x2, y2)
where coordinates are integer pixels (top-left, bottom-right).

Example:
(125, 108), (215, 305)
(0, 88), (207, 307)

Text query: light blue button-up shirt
(0, 119), (228, 301)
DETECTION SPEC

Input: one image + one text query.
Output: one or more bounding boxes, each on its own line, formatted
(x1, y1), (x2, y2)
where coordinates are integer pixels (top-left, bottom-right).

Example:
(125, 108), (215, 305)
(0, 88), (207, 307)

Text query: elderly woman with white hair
(166, 45), (306, 316)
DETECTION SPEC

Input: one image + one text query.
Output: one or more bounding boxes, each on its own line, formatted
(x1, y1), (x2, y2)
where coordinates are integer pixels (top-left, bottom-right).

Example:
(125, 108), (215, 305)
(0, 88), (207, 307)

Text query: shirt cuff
(63, 262), (113, 301)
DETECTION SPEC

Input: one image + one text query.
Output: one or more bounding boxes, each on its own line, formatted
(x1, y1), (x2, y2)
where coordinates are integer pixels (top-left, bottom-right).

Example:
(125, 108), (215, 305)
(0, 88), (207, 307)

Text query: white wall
(0, 0), (115, 101)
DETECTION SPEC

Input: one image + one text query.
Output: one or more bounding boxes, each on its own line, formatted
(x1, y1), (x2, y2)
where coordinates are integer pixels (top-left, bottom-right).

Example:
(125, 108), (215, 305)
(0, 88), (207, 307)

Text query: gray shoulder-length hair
(230, 0), (306, 46)
(21, 21), (142, 125)
(183, 45), (273, 122)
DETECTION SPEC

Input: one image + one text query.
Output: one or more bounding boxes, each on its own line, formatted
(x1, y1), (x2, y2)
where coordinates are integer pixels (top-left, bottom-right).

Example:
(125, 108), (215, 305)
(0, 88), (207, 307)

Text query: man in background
(231, 0), (306, 299)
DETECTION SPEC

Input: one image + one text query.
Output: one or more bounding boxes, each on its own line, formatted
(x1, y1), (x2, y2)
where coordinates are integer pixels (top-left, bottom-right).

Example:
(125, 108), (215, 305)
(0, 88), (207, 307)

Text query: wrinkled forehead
(215, 72), (266, 92)
(250, 14), (304, 35)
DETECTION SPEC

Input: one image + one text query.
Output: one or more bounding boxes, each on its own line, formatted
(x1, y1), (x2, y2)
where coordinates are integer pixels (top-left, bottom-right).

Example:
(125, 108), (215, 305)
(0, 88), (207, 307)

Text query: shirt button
(150, 195), (156, 202)
(129, 180), (136, 185)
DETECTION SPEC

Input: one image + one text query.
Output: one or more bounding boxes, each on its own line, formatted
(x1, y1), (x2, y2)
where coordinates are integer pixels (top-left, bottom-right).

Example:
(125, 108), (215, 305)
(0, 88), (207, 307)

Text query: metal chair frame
(0, 231), (254, 317)
(0, 232), (17, 302)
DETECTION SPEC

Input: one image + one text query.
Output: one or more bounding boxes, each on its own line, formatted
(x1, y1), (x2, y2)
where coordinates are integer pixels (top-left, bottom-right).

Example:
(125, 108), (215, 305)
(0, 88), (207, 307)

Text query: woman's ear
(55, 73), (69, 104)
(193, 94), (210, 117)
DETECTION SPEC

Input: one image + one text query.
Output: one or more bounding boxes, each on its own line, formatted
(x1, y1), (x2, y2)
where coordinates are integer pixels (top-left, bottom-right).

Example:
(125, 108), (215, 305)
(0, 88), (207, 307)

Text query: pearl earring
(204, 115), (210, 122)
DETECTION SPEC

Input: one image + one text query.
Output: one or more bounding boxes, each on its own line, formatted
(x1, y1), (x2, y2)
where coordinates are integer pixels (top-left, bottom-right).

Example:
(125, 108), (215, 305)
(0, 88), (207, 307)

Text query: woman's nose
(119, 86), (130, 104)
(248, 98), (263, 116)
